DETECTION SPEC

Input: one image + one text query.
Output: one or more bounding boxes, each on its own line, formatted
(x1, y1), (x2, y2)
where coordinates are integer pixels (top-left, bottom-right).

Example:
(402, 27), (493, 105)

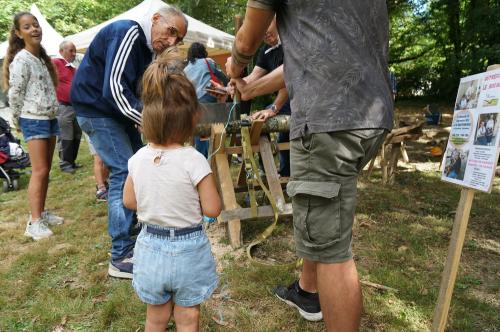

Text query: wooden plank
(432, 189), (475, 332)
(276, 142), (290, 151)
(225, 142), (289, 155)
(236, 160), (247, 187)
(259, 136), (287, 212)
(215, 152), (242, 248)
(219, 203), (293, 222)
(250, 120), (265, 144)
(215, 152), (241, 248)
(208, 124), (225, 169)
(387, 133), (422, 144)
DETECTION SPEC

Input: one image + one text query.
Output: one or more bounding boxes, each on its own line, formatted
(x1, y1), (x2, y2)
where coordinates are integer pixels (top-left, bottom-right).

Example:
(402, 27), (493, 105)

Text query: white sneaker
(24, 219), (53, 240)
(41, 210), (64, 225)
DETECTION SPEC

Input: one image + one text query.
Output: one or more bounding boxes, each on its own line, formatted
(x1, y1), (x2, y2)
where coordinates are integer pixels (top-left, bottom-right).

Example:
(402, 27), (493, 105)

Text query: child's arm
(123, 175), (137, 210)
(197, 174), (222, 218)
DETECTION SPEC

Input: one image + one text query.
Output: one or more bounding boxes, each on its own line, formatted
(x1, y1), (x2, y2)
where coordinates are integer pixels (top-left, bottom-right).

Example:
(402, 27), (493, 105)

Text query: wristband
(231, 43), (253, 66)
(203, 216), (217, 223)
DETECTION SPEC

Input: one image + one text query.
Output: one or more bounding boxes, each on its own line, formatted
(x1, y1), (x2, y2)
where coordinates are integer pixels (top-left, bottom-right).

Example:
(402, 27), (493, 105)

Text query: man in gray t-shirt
(227, 1), (393, 330)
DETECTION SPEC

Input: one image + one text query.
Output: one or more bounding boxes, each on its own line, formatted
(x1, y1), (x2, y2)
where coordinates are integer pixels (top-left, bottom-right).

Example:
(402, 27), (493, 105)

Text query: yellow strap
(240, 127), (300, 269)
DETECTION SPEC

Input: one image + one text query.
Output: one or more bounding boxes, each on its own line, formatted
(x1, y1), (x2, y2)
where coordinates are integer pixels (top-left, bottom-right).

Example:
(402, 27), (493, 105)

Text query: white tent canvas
(66, 0), (234, 56)
(0, 4), (64, 60)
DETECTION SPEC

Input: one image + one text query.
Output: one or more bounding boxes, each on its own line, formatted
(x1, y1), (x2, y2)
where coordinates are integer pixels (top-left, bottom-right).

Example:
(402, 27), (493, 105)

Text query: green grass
(1, 140), (499, 331)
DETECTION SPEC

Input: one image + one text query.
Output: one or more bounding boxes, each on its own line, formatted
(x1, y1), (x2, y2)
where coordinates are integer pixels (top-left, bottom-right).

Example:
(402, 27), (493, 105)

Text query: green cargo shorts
(287, 129), (387, 263)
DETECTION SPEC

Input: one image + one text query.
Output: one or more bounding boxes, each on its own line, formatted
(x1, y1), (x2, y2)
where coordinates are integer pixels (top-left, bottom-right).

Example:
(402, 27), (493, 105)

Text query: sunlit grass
(1, 138), (499, 331)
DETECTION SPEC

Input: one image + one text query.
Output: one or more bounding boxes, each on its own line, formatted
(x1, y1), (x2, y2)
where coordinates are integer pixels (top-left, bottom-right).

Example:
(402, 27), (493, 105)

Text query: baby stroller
(0, 116), (30, 192)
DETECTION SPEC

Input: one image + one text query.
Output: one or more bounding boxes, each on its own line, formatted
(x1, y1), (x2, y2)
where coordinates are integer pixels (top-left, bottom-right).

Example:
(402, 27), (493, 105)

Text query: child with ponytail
(123, 53), (221, 332)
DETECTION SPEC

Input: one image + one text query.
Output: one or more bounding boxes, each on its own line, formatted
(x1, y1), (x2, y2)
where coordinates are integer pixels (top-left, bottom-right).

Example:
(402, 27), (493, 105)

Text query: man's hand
(225, 56), (244, 79)
(251, 109), (276, 121)
(229, 78), (252, 101)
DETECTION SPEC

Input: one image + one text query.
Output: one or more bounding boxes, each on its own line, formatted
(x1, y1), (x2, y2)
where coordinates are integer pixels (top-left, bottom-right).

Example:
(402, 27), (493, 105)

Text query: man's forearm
(243, 64), (285, 99)
(231, 6), (275, 77)
(273, 88), (289, 111)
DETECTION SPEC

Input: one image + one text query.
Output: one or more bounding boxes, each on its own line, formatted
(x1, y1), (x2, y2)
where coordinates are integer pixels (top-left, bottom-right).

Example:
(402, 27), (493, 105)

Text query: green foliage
(0, 0), (143, 40)
(1, 0), (498, 101)
(390, 0), (500, 99)
(170, 0), (247, 34)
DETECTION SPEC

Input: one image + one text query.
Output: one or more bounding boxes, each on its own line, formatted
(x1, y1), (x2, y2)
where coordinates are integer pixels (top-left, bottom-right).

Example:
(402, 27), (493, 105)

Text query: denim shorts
(132, 225), (218, 306)
(287, 129), (386, 263)
(19, 118), (60, 141)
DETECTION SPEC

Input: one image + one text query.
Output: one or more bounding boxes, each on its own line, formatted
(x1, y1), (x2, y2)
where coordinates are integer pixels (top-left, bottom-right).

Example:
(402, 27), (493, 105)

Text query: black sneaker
(274, 280), (323, 321)
(60, 165), (76, 174)
(108, 250), (133, 279)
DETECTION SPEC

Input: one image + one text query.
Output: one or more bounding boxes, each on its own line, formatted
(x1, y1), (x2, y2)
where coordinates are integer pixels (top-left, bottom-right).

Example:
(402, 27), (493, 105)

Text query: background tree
(0, 0), (498, 102)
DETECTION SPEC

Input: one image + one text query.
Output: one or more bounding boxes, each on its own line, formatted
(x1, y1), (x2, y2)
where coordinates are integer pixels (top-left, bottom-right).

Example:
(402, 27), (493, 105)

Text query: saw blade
(198, 103), (240, 124)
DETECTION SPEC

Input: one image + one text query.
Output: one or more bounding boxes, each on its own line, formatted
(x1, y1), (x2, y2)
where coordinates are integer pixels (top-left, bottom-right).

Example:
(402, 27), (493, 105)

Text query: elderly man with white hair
(71, 6), (188, 279)
(52, 40), (80, 174)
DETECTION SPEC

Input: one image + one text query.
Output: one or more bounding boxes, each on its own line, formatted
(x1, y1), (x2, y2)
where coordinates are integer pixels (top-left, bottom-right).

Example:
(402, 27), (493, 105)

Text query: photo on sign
(443, 147), (468, 180)
(455, 79), (481, 110)
(474, 113), (498, 146)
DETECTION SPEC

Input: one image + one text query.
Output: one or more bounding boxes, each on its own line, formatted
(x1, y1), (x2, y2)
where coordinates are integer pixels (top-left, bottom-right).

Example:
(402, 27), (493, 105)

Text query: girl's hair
(141, 52), (200, 145)
(2, 12), (58, 91)
(187, 42), (208, 64)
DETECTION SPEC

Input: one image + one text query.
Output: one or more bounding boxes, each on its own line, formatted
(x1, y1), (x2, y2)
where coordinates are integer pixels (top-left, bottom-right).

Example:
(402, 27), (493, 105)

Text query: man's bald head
(59, 40), (76, 63)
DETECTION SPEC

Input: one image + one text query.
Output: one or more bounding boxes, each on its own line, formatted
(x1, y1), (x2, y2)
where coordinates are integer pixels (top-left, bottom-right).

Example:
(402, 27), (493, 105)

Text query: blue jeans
(132, 225), (218, 306)
(278, 132), (290, 177)
(77, 116), (143, 260)
(19, 118), (60, 141)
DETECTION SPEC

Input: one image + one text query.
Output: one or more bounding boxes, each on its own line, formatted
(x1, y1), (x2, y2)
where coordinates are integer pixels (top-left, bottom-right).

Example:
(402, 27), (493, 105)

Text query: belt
(145, 224), (203, 238)
(59, 101), (72, 106)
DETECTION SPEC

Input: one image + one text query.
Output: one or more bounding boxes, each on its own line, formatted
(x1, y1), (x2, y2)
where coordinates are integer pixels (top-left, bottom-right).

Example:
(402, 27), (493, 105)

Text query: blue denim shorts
(132, 224), (218, 306)
(19, 118), (60, 141)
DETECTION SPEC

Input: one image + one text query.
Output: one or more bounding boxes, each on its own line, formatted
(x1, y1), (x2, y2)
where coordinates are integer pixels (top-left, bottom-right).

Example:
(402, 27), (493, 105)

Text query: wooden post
(432, 189), (475, 331)
(432, 64), (499, 331)
(211, 124), (242, 248)
(259, 136), (286, 211)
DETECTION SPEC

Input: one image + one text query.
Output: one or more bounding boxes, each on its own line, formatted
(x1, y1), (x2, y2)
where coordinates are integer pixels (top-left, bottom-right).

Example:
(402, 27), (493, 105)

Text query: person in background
(71, 6), (188, 279)
(226, 1), (393, 330)
(485, 114), (495, 145)
(2, 12), (64, 240)
(124, 55), (221, 332)
(249, 16), (291, 177)
(184, 42), (228, 158)
(52, 40), (81, 174)
(84, 133), (109, 201)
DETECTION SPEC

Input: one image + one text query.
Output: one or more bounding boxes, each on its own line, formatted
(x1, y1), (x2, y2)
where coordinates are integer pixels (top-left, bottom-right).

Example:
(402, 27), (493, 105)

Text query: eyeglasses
(165, 25), (184, 46)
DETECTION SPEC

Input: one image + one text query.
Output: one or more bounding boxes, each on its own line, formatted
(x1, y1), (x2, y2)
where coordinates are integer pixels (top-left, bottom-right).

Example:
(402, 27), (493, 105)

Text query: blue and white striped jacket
(71, 20), (153, 125)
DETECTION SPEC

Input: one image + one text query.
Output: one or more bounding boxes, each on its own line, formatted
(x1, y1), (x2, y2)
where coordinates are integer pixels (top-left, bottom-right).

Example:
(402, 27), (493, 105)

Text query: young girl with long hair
(123, 54), (221, 331)
(2, 12), (64, 240)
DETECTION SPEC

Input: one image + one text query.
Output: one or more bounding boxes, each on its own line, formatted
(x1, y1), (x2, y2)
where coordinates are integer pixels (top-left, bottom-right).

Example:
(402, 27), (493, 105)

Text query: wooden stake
(431, 188), (475, 332)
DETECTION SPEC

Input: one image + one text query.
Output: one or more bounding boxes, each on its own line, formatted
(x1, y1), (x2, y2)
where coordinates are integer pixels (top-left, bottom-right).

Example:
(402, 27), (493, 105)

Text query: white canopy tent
(0, 4), (64, 60)
(66, 0), (234, 57)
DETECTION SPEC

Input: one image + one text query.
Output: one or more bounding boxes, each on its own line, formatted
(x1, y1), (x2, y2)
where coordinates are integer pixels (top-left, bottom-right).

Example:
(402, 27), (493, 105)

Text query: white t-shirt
(486, 119), (494, 130)
(128, 145), (212, 228)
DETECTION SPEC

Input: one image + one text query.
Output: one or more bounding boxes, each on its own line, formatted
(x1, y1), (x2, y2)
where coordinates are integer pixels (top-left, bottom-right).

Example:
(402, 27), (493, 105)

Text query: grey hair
(59, 40), (75, 50)
(158, 6), (188, 30)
